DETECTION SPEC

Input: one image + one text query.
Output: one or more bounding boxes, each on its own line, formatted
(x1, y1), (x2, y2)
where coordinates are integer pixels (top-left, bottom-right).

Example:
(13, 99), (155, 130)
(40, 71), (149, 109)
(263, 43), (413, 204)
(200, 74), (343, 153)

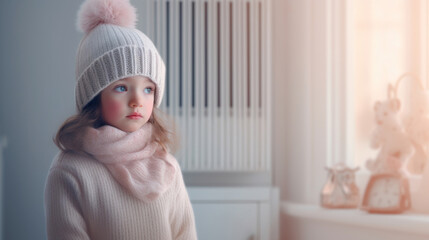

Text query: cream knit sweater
(44, 151), (197, 240)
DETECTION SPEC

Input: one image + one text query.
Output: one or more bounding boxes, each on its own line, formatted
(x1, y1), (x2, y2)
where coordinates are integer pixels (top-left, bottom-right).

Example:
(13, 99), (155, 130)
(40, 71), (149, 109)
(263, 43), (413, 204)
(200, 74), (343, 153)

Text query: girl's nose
(130, 102), (142, 108)
(129, 93), (143, 108)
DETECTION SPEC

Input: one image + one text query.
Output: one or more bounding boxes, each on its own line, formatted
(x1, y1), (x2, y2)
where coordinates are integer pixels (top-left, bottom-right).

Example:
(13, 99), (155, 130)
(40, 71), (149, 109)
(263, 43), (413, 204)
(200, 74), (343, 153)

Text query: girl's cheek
(102, 99), (123, 121)
(148, 105), (154, 118)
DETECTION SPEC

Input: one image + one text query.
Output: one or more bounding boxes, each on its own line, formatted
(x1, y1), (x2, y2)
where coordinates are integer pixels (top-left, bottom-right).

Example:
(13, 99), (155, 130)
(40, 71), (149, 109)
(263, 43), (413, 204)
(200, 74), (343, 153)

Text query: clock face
(367, 176), (401, 208)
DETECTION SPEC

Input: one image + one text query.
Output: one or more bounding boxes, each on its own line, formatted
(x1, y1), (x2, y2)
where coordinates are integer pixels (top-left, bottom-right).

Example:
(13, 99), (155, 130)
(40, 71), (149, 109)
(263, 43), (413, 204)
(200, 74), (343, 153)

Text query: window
(304, 0), (429, 206)
(349, 0), (429, 175)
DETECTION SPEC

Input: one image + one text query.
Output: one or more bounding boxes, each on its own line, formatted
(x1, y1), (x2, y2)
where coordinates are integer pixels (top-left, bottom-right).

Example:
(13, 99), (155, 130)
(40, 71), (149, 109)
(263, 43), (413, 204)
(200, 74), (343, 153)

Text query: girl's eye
(114, 85), (127, 92)
(144, 87), (153, 94)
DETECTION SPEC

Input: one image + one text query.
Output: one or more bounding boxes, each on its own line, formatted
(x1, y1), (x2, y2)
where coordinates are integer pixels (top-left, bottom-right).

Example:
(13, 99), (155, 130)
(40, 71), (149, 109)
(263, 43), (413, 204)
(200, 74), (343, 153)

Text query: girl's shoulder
(164, 152), (186, 187)
(48, 150), (103, 179)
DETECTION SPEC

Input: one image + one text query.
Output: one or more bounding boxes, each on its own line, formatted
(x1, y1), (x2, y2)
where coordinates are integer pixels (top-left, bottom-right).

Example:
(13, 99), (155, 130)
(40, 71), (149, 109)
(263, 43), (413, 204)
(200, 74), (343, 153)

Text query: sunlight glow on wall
(350, 0), (426, 170)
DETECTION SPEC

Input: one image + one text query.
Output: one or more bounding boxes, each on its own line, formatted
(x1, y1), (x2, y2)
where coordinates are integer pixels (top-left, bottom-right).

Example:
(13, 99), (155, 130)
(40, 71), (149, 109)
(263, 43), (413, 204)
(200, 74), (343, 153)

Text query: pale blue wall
(0, 1), (81, 239)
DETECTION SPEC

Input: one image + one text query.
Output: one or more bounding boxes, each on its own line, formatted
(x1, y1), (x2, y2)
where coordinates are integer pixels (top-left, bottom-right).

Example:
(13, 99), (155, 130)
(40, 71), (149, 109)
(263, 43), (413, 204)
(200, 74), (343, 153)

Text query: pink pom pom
(77, 0), (137, 34)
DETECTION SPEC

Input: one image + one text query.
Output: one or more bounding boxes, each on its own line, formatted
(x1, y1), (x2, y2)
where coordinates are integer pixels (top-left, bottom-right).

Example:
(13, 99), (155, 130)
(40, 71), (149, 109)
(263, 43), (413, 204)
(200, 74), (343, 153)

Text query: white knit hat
(75, 0), (165, 111)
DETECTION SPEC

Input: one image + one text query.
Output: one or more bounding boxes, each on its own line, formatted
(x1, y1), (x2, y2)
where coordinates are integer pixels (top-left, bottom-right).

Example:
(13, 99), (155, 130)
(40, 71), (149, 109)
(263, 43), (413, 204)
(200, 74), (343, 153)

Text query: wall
(272, 0), (309, 204)
(271, 0), (360, 238)
(272, 0), (315, 238)
(272, 0), (331, 205)
(0, 1), (81, 239)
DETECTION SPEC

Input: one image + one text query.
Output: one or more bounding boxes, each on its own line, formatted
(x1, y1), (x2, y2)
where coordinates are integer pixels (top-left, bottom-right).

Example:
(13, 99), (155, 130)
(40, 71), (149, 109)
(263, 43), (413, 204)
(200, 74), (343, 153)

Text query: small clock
(361, 173), (411, 213)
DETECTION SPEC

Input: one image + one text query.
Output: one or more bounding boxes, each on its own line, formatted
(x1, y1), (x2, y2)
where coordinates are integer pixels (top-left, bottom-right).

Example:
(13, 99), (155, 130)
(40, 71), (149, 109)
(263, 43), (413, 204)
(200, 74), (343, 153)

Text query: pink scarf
(82, 123), (176, 202)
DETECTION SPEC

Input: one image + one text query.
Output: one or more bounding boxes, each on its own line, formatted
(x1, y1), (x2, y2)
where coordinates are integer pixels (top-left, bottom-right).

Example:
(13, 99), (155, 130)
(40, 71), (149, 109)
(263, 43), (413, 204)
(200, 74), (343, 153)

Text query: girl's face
(101, 76), (155, 132)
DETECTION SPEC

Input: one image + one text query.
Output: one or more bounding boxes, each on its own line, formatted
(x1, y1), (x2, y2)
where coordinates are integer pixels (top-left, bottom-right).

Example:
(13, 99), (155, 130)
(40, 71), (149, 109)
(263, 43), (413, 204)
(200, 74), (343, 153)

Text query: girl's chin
(117, 122), (148, 132)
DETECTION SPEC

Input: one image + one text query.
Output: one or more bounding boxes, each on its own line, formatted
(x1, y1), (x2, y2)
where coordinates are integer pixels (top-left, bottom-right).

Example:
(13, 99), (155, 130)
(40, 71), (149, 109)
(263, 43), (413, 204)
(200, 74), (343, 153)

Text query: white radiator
(141, 0), (272, 172)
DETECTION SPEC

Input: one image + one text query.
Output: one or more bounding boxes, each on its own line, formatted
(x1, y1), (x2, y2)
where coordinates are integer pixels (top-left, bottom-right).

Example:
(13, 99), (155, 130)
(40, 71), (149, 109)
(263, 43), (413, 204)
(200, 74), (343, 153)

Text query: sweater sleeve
(170, 164), (198, 240)
(44, 167), (91, 240)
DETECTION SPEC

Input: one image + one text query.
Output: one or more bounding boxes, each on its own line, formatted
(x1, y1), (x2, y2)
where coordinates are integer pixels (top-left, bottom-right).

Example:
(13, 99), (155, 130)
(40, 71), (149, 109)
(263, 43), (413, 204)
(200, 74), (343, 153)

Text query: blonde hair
(54, 94), (178, 154)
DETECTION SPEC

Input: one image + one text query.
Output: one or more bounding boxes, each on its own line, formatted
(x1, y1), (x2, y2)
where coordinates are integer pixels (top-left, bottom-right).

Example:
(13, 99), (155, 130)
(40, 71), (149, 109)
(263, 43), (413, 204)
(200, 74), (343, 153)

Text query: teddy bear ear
(391, 98), (401, 111)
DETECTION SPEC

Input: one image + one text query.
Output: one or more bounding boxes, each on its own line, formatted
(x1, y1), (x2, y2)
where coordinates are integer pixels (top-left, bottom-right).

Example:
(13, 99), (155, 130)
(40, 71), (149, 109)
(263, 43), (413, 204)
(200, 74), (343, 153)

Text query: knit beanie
(75, 0), (165, 112)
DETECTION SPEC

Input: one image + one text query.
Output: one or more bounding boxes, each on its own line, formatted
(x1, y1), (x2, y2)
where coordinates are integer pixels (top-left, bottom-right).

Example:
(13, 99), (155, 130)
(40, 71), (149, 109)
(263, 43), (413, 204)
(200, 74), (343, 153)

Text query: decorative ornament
(321, 162), (360, 208)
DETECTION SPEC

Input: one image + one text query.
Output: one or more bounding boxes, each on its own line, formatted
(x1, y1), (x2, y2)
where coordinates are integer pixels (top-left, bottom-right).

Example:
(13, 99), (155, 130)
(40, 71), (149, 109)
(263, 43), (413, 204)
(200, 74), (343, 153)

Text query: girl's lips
(127, 114), (142, 119)
(127, 113), (142, 119)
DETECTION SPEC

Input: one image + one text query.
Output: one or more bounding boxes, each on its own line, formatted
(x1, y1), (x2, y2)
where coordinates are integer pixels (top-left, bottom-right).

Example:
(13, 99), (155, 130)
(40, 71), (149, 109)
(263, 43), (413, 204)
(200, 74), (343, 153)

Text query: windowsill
(282, 201), (429, 236)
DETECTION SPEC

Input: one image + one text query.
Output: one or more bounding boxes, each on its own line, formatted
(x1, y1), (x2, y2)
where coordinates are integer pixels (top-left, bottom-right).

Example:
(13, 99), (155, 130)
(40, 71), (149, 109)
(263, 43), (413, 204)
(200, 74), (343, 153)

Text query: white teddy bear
(366, 98), (413, 174)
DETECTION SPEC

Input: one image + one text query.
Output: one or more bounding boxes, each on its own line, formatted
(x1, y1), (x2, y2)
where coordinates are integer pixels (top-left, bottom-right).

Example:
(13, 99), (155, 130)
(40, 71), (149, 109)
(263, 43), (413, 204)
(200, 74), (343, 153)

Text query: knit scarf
(82, 123), (176, 202)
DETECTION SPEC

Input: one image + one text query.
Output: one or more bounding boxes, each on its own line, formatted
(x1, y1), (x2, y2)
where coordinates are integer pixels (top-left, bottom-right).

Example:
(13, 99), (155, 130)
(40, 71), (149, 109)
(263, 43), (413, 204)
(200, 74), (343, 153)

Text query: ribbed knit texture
(75, 24), (165, 111)
(81, 123), (176, 202)
(44, 151), (197, 240)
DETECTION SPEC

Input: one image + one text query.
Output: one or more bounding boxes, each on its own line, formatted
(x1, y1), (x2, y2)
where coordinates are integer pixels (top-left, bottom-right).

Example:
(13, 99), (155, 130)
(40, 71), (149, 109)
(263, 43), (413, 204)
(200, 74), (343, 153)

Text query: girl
(44, 0), (197, 239)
